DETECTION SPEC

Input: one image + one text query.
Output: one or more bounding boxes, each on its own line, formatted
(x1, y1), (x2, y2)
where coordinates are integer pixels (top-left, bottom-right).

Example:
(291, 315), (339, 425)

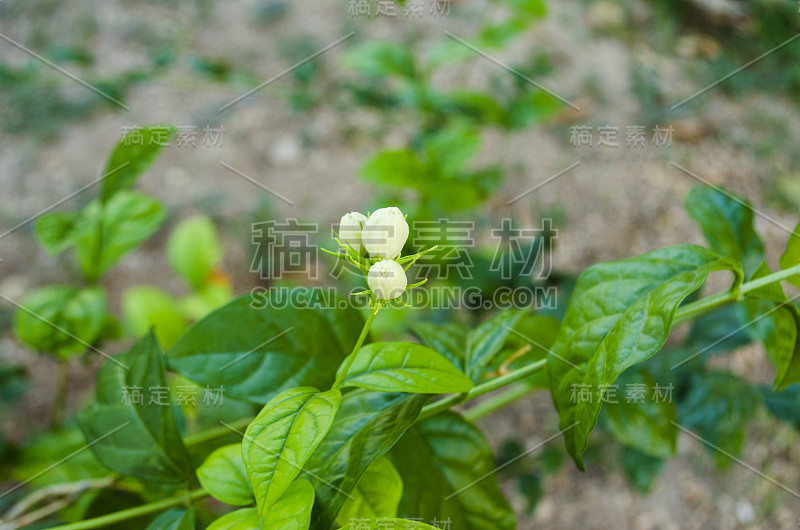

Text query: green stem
(673, 262), (800, 325)
(420, 359), (547, 419)
(464, 382), (536, 422)
(183, 417), (251, 447)
(45, 488), (208, 530)
(331, 302), (381, 390)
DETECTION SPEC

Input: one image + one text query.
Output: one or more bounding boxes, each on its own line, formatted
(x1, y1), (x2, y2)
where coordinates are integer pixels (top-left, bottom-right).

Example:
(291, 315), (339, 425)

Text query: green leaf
(685, 185), (764, 277)
(441, 91), (510, 126)
(548, 244), (740, 469)
(779, 220), (800, 289)
(505, 0), (547, 18)
(338, 342), (473, 394)
(78, 332), (194, 484)
(678, 372), (760, 469)
(179, 282), (234, 321)
(242, 387), (340, 516)
(35, 211), (84, 255)
(207, 508), (260, 530)
(15, 285), (107, 359)
(410, 321), (468, 372)
(12, 426), (108, 488)
(739, 261), (800, 391)
(197, 443), (253, 506)
(762, 384), (800, 430)
(102, 125), (176, 202)
(684, 305), (751, 356)
(466, 310), (524, 382)
(422, 125), (480, 178)
(167, 288), (363, 403)
(305, 390), (427, 529)
(360, 150), (425, 189)
(145, 507), (195, 530)
(389, 412), (515, 530)
(167, 215), (224, 290)
(478, 18), (530, 49)
(507, 91), (561, 129)
(262, 479), (315, 529)
(335, 457), (403, 526)
(342, 42), (416, 79)
(620, 447), (664, 493)
(502, 313), (560, 388)
(339, 520), (436, 530)
(75, 191), (166, 279)
(0, 364), (27, 403)
(122, 286), (187, 349)
(601, 369), (677, 458)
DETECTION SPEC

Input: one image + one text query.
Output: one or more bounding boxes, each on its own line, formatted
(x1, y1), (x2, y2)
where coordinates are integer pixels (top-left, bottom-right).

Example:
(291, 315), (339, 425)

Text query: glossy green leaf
(262, 479), (315, 529)
(167, 215), (224, 290)
(305, 390), (427, 529)
(335, 457), (402, 526)
(101, 125), (176, 202)
(207, 508), (260, 530)
(145, 507), (195, 530)
(678, 371), (760, 469)
(779, 220), (800, 289)
(410, 321), (467, 372)
(75, 191), (166, 279)
(685, 185), (763, 277)
(167, 289), (363, 403)
(389, 412), (515, 530)
(197, 444), (253, 506)
(601, 369), (677, 458)
(339, 520), (436, 530)
(122, 286), (187, 349)
(242, 387), (340, 516)
(338, 342), (473, 394)
(14, 285), (106, 359)
(466, 309), (524, 381)
(548, 244), (740, 469)
(739, 261), (800, 391)
(78, 332), (194, 483)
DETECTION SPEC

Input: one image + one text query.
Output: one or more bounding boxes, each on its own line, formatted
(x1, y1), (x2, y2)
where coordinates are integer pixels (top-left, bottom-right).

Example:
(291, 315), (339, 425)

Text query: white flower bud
(362, 207), (409, 259)
(338, 211), (368, 254)
(367, 259), (407, 300)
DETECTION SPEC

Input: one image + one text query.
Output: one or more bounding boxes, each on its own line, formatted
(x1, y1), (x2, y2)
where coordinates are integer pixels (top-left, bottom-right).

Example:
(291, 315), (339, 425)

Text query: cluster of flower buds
(325, 207), (436, 302)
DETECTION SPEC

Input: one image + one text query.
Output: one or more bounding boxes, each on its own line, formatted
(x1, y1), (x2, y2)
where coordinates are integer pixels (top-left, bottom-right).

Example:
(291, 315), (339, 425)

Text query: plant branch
(331, 301), (381, 390)
(420, 358), (547, 419)
(673, 262), (800, 325)
(44, 488), (209, 530)
(464, 382), (539, 422)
